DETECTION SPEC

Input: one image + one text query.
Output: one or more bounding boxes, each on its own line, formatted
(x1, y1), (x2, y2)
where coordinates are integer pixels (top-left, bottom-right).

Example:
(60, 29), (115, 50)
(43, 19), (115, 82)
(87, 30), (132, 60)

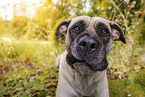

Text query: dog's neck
(58, 51), (107, 96)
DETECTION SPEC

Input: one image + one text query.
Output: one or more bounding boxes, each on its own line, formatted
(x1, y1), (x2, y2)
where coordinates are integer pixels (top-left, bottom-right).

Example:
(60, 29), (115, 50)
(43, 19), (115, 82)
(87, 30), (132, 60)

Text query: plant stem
(120, 1), (145, 97)
(109, 0), (129, 32)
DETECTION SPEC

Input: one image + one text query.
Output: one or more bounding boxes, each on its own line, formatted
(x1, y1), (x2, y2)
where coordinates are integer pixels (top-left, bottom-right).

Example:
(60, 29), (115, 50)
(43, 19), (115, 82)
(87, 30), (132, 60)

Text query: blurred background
(0, 0), (145, 97)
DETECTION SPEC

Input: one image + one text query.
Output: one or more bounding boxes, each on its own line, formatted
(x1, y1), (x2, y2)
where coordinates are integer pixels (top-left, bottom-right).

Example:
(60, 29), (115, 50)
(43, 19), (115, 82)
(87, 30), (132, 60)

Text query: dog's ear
(109, 21), (126, 44)
(55, 19), (72, 38)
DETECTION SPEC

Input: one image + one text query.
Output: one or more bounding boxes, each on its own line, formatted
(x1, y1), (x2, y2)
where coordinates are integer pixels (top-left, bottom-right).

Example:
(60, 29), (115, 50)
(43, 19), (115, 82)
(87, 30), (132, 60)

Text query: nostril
(79, 41), (86, 47)
(90, 44), (96, 48)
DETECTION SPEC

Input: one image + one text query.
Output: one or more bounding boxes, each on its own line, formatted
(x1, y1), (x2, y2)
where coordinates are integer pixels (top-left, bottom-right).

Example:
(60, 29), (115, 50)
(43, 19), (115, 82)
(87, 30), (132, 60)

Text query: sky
(0, 0), (57, 20)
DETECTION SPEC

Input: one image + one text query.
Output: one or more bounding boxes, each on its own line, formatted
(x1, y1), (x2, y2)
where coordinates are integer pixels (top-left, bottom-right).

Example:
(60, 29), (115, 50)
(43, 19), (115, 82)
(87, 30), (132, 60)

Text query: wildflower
(120, 50), (122, 53)
(124, 0), (130, 4)
(115, 19), (119, 22)
(7, 51), (11, 55)
(32, 94), (35, 96)
(45, 71), (47, 74)
(19, 80), (23, 83)
(139, 94), (141, 97)
(128, 94), (132, 96)
(48, 5), (52, 8)
(4, 58), (8, 62)
(8, 58), (11, 61)
(48, 19), (51, 22)
(104, 12), (106, 14)
(134, 11), (139, 16)
(43, 7), (47, 10)
(127, 4), (130, 7)
(115, 41), (118, 43)
(97, 7), (100, 10)
(52, 6), (56, 10)
(40, 31), (43, 34)
(129, 14), (133, 17)
(24, 26), (27, 29)
(138, 11), (141, 13)
(2, 66), (5, 69)
(14, 4), (17, 6)
(101, 7), (104, 10)
(129, 45), (132, 48)
(52, 41), (54, 44)
(108, 6), (112, 10)
(33, 86), (36, 89)
(134, 66), (140, 70)
(130, 4), (135, 8)
(127, 12), (130, 15)
(132, 1), (136, 5)
(9, 46), (14, 51)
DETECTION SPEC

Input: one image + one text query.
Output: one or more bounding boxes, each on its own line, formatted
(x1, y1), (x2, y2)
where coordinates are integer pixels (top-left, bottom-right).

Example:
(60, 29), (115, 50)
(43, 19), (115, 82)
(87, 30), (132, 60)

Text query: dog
(55, 16), (126, 97)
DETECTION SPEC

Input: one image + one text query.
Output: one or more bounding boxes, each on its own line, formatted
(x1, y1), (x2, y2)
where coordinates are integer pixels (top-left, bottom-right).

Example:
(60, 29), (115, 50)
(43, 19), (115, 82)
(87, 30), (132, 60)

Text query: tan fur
(56, 51), (109, 97)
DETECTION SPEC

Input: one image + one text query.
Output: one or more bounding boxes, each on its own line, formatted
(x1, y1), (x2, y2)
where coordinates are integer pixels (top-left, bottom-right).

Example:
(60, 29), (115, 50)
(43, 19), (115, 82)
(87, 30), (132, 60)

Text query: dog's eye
(74, 26), (79, 31)
(101, 29), (108, 34)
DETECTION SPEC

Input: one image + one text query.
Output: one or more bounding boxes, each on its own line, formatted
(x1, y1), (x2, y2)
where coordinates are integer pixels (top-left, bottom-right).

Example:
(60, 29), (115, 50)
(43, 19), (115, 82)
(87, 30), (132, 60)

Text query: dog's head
(55, 16), (126, 74)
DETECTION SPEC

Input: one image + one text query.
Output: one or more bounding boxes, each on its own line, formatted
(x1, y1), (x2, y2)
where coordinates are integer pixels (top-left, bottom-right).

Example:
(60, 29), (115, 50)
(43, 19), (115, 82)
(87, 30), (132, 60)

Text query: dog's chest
(70, 72), (98, 96)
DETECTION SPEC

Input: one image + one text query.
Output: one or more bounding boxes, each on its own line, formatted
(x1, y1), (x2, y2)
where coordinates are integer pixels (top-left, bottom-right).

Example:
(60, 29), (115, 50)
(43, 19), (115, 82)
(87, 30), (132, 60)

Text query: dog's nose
(78, 36), (97, 53)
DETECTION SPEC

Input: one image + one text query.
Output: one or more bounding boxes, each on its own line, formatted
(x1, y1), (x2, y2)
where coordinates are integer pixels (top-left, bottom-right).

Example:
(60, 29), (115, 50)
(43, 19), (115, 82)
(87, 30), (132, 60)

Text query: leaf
(126, 70), (135, 84)
(0, 88), (5, 95)
(21, 92), (29, 97)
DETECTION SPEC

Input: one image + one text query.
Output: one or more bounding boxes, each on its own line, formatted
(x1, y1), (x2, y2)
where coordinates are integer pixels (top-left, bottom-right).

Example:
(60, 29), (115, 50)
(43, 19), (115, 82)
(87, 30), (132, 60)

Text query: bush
(8, 16), (28, 38)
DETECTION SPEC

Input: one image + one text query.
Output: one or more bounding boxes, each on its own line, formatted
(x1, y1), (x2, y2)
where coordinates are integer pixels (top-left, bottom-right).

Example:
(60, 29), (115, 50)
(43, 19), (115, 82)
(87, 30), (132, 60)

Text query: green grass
(109, 69), (145, 97)
(0, 37), (61, 96)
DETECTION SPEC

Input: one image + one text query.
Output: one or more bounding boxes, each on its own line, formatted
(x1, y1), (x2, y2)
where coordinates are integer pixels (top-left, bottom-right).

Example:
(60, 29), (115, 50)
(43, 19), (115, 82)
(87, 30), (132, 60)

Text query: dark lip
(72, 61), (95, 74)
(73, 60), (95, 70)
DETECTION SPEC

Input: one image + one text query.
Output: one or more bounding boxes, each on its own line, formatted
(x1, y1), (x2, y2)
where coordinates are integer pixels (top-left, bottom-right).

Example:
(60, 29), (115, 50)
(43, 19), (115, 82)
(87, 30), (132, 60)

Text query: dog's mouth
(66, 51), (108, 74)
(72, 61), (95, 74)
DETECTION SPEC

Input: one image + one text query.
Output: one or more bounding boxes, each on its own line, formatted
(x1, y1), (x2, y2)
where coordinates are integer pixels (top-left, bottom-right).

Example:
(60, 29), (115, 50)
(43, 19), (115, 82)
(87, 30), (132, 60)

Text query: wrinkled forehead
(68, 16), (111, 31)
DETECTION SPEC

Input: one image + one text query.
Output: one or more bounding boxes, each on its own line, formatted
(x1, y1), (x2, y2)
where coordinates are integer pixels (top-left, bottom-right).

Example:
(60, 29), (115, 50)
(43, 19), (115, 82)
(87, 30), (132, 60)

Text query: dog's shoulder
(56, 51), (67, 66)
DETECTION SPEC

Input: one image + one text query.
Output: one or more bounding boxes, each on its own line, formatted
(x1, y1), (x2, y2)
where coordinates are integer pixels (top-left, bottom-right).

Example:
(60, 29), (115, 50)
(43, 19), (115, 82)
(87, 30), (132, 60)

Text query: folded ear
(55, 19), (71, 38)
(110, 21), (126, 44)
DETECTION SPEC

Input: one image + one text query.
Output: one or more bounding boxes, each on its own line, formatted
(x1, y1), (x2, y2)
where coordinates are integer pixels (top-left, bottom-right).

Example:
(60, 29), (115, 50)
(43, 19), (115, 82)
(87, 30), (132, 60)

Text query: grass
(0, 36), (145, 97)
(109, 69), (145, 97)
(0, 37), (60, 96)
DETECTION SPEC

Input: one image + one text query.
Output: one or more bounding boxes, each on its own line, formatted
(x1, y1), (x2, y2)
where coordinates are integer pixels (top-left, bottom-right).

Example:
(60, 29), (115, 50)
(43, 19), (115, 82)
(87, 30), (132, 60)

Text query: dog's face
(56, 16), (126, 74)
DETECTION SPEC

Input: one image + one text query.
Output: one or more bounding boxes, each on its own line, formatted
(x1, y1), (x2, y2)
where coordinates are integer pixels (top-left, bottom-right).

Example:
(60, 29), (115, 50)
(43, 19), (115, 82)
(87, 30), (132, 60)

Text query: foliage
(8, 16), (28, 38)
(0, 38), (59, 96)
(134, 69), (145, 86)
(109, 69), (145, 97)
(107, 41), (145, 79)
(139, 23), (145, 43)
(0, 64), (58, 97)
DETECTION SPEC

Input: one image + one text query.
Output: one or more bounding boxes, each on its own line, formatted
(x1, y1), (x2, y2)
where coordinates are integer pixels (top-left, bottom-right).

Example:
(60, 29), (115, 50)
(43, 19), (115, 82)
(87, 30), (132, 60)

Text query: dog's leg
(96, 71), (109, 97)
(56, 77), (81, 97)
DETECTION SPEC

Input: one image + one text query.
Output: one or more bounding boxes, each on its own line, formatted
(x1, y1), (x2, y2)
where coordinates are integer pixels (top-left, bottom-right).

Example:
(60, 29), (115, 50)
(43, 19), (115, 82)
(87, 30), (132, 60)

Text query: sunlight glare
(0, 0), (40, 20)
